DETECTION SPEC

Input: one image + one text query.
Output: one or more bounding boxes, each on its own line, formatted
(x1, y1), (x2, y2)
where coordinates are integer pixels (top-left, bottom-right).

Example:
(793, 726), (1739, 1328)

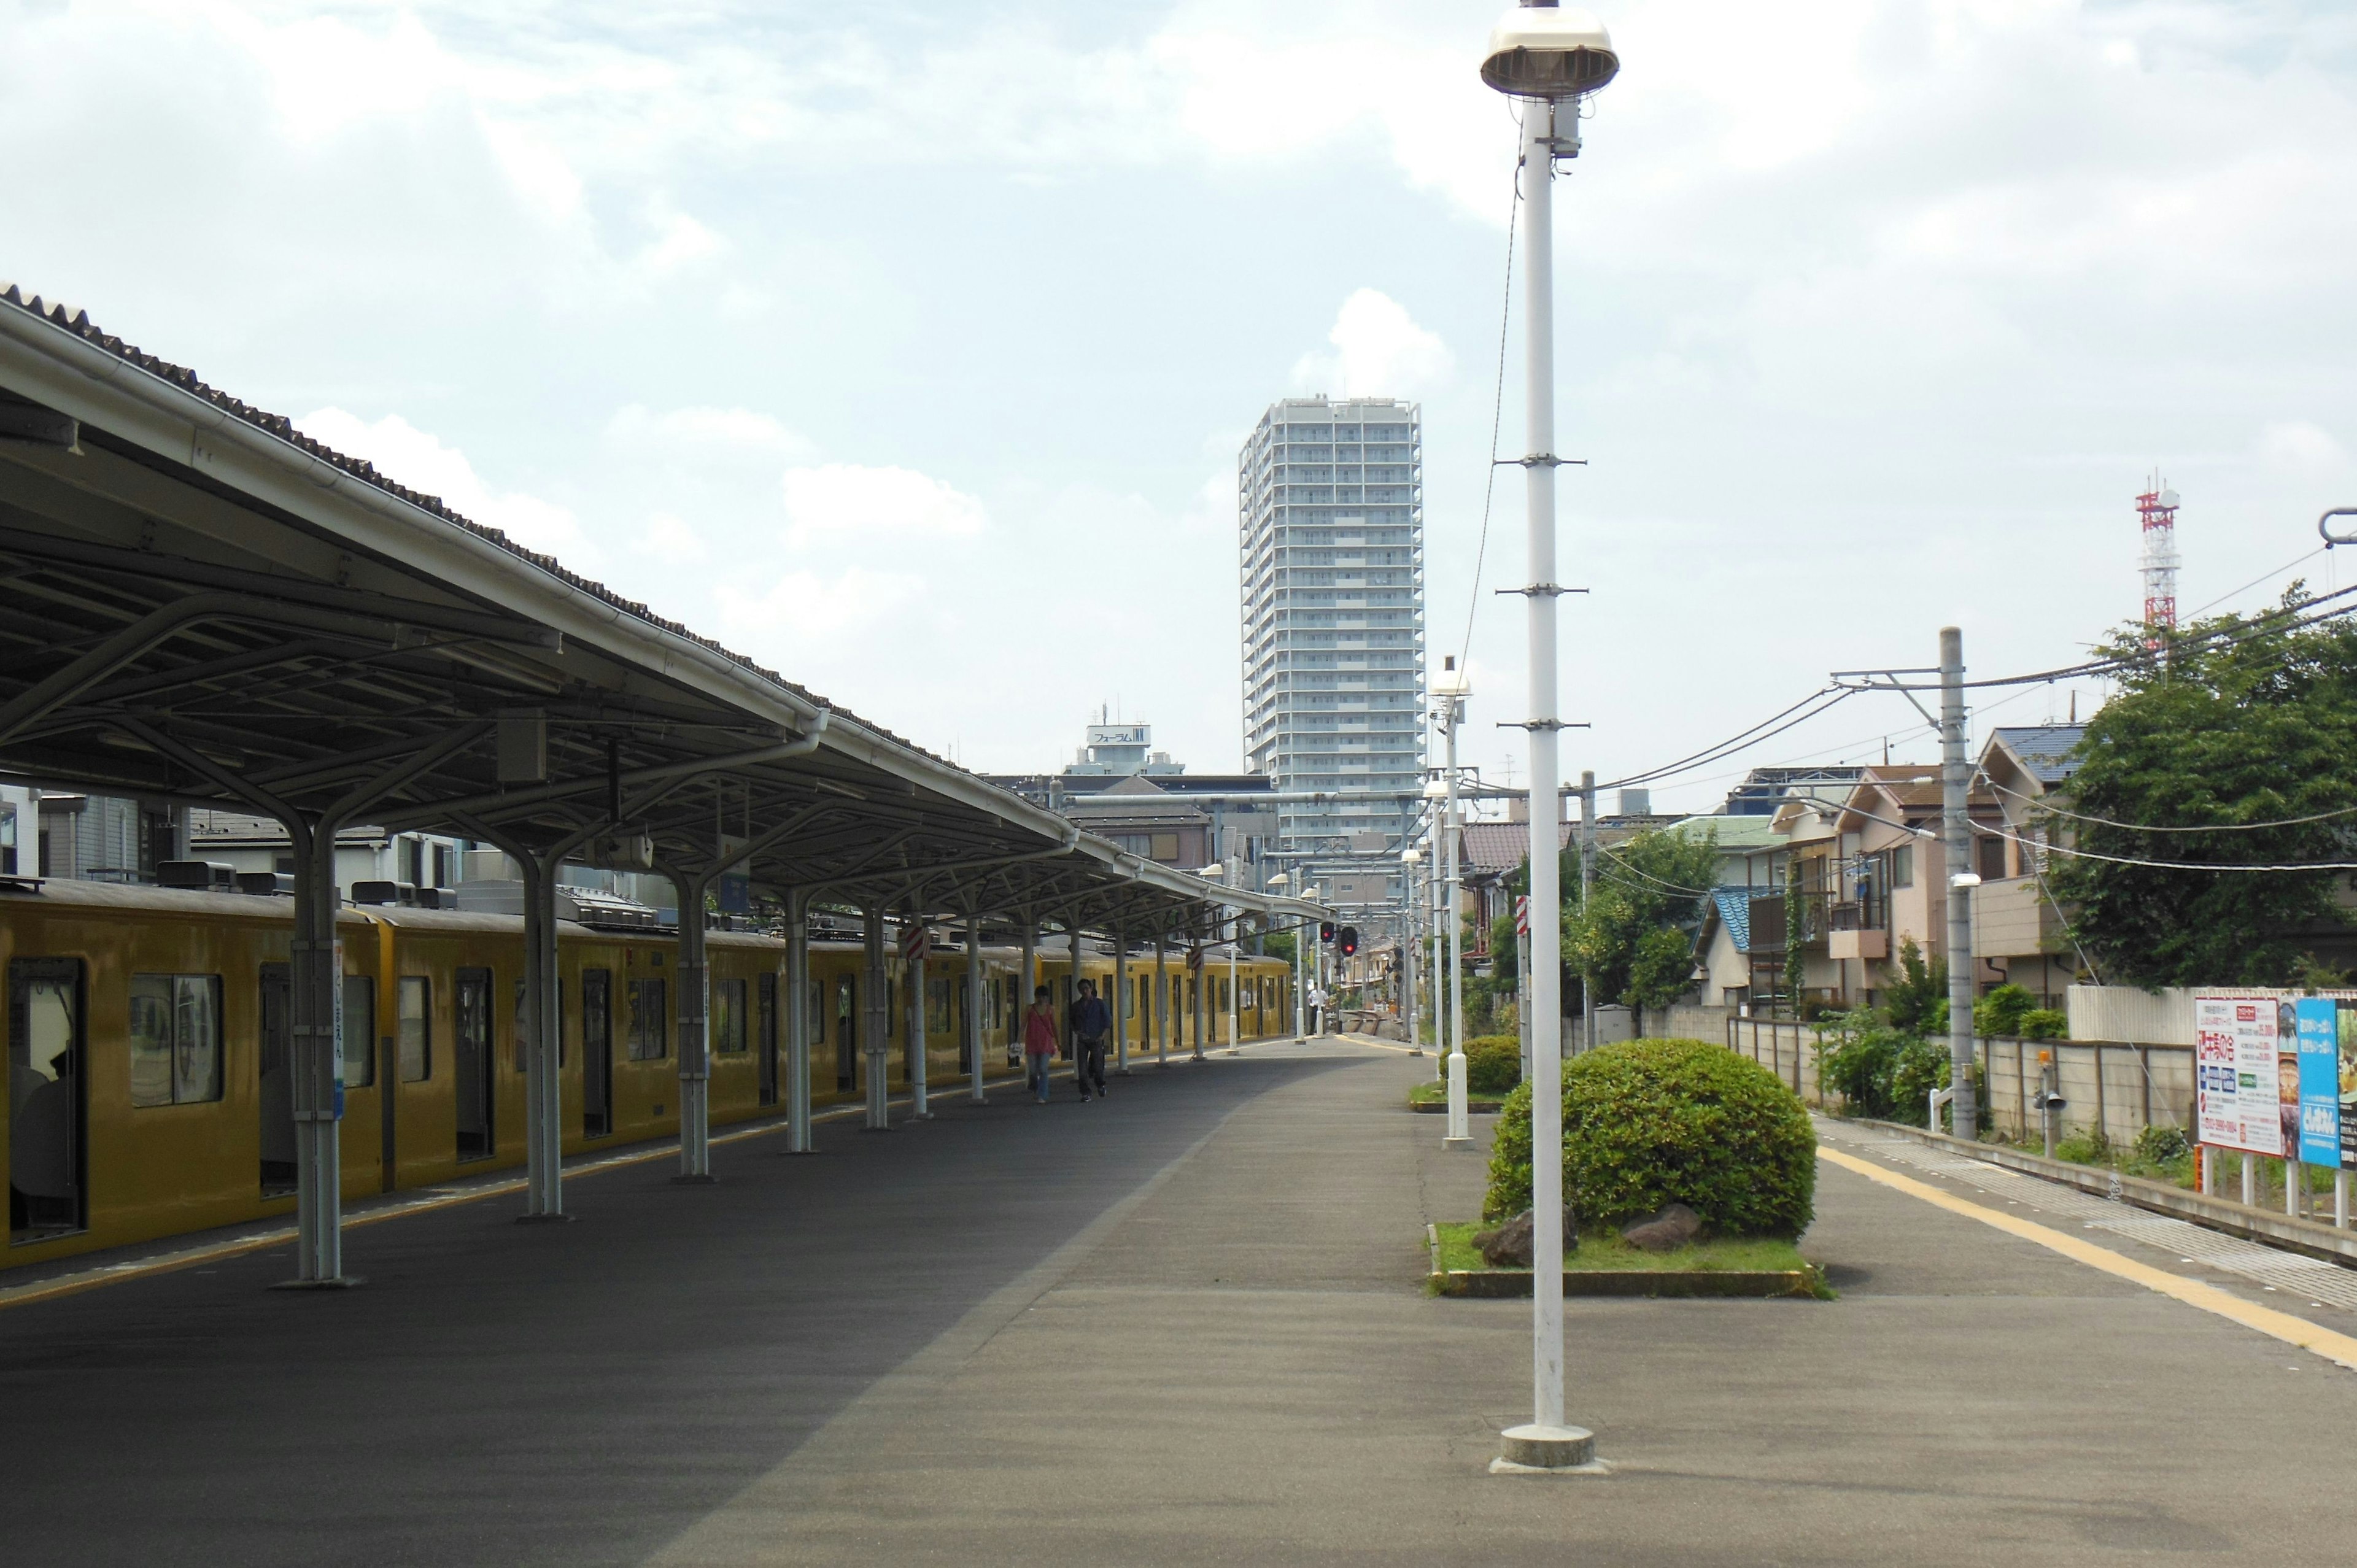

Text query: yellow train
(2, 880), (1295, 1270)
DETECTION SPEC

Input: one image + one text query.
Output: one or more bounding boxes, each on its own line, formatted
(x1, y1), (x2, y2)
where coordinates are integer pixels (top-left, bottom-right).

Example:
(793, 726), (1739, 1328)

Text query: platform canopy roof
(0, 285), (1317, 941)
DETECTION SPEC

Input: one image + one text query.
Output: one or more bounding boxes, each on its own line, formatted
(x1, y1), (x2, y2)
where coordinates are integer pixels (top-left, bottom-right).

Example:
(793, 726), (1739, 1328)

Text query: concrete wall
(2066, 984), (2196, 1045)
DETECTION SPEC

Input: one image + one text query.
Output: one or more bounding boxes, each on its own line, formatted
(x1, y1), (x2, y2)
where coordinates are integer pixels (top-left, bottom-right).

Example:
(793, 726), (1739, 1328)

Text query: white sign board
(2193, 994), (2286, 1157)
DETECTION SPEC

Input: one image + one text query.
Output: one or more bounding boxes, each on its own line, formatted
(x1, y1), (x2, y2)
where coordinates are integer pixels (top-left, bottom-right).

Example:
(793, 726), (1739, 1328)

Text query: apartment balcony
(1822, 899), (1886, 960)
(1975, 876), (2063, 959)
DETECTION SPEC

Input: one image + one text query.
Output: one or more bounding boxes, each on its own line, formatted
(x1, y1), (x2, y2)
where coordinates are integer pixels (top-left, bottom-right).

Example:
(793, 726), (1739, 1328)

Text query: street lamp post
(1430, 660), (1473, 1149)
(1480, 0), (1617, 1475)
(1401, 847), (1423, 1055)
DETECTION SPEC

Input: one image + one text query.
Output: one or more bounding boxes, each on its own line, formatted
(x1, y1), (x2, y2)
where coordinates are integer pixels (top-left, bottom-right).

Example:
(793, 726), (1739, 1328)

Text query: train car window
(127, 975), (222, 1107)
(926, 978), (952, 1037)
(9, 957), (85, 1240)
(715, 978), (748, 1053)
(629, 978), (669, 1060)
(343, 976), (376, 1088)
(398, 976), (432, 1081)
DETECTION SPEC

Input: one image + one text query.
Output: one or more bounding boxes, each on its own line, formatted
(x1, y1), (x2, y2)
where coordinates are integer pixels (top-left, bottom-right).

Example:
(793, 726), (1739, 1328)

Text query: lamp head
(1480, 2), (1618, 99)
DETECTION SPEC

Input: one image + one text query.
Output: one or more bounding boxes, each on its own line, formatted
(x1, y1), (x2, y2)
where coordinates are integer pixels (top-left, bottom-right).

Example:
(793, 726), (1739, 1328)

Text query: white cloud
(715, 566), (924, 644)
(606, 403), (814, 457)
(638, 512), (707, 562)
(294, 407), (596, 563)
(1292, 288), (1452, 398)
(779, 464), (988, 545)
(2258, 420), (2350, 473)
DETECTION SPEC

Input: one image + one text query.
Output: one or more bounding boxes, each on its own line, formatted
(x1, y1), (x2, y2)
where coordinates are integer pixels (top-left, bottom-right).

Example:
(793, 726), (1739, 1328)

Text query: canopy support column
(785, 890), (814, 1153)
(1155, 937), (1169, 1068)
(1113, 927), (1131, 1076)
(967, 913), (987, 1105)
(908, 909), (932, 1121)
(1191, 948), (1206, 1063)
(671, 865), (716, 1183)
(863, 905), (891, 1130)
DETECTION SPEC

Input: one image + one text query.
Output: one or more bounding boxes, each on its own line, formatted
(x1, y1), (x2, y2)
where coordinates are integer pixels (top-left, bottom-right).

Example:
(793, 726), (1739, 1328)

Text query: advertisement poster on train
(2193, 994), (2283, 1156)
(2293, 997), (2341, 1167)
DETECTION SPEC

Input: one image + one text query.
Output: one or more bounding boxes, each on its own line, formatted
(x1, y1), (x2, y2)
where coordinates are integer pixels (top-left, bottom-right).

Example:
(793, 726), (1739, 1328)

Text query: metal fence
(1723, 1018), (2195, 1145)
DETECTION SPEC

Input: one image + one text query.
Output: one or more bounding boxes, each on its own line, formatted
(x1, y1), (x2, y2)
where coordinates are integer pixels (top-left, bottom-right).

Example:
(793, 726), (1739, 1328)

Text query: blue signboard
(2293, 997), (2340, 1168)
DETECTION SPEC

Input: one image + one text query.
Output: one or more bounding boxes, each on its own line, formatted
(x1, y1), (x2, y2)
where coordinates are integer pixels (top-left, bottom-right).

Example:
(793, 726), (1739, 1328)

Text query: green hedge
(1463, 1034), (1522, 1094)
(1483, 1037), (1816, 1238)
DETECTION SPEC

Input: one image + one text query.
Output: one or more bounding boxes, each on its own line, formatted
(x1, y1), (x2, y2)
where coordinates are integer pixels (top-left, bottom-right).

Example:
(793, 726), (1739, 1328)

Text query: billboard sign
(2193, 994), (2285, 1157)
(2292, 997), (2342, 1168)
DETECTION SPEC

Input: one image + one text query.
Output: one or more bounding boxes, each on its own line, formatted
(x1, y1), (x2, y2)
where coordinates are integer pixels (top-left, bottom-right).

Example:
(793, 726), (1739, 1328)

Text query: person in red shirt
(1021, 985), (1059, 1103)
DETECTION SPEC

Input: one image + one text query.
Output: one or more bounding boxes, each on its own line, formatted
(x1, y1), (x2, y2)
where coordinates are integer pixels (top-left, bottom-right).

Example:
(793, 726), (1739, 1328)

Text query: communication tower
(2136, 478), (2180, 648)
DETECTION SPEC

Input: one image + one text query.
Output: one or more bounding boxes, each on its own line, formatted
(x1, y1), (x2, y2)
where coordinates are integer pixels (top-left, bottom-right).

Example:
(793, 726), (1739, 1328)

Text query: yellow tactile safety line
(1818, 1143), (2357, 1373)
(0, 1067), (1094, 1315)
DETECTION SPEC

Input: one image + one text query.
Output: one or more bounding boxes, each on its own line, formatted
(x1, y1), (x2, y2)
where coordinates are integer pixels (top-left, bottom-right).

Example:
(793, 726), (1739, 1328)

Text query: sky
(4, 0), (2355, 815)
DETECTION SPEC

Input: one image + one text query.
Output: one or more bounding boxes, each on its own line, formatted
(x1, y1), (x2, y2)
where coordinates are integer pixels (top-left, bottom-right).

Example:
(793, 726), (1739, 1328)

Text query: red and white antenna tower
(2136, 477), (2180, 649)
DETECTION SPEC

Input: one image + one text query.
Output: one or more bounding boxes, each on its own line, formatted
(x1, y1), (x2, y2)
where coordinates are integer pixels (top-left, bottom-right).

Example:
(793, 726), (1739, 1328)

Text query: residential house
(1695, 765), (2011, 1016)
(1975, 725), (2086, 1006)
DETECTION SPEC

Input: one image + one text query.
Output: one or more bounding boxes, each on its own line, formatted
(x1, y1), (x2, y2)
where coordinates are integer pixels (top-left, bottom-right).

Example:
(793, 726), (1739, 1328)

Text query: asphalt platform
(6, 1037), (2357, 1564)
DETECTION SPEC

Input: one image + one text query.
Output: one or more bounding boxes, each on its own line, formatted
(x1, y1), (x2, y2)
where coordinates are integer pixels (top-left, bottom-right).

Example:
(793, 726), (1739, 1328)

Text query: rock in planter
(1619, 1202), (1703, 1254)
(1473, 1207), (1578, 1267)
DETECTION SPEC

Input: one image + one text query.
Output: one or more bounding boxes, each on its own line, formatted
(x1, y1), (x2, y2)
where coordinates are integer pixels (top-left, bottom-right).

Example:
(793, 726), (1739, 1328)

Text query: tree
(1562, 827), (1722, 1032)
(1880, 936), (1947, 1037)
(2048, 593), (2357, 987)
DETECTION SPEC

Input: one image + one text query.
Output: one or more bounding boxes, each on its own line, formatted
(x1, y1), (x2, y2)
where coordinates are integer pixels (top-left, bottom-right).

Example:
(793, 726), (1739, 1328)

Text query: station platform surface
(8, 1037), (2357, 1564)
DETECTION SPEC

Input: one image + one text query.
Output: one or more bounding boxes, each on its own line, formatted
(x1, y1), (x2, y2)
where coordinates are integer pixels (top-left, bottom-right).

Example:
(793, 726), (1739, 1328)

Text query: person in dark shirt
(1073, 979), (1112, 1102)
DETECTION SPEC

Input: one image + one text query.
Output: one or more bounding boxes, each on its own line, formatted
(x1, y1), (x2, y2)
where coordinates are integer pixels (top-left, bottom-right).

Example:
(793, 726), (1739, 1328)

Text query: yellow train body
(3, 881), (1293, 1270)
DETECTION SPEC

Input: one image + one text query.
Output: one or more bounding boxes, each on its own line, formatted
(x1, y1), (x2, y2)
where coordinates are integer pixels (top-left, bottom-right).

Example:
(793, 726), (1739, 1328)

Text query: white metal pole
(1519, 92), (1568, 1436)
(1227, 918), (1238, 1050)
(1156, 935), (1170, 1065)
(1444, 697), (1471, 1146)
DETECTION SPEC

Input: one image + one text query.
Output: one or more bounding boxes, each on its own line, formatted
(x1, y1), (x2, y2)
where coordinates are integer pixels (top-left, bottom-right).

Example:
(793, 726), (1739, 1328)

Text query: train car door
(9, 957), (85, 1241)
(834, 975), (855, 1091)
(581, 968), (613, 1137)
(258, 963), (297, 1195)
(757, 972), (779, 1107)
(455, 967), (493, 1161)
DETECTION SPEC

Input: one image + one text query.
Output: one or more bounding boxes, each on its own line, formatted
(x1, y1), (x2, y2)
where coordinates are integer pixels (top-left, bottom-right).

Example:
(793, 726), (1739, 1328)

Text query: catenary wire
(1588, 687), (1853, 793)
(1988, 778), (2357, 833)
(2182, 544), (2330, 620)
(1976, 819), (2357, 873)
(1453, 136), (1522, 684)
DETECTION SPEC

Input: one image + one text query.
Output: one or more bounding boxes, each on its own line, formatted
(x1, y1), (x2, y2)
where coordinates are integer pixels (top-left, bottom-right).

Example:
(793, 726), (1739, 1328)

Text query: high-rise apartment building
(1238, 395), (1425, 909)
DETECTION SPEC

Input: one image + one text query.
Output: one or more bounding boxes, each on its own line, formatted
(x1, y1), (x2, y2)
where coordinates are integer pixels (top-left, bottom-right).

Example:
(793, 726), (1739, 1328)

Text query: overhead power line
(1980, 819), (2357, 874)
(1455, 148), (1521, 682)
(1989, 779), (2357, 834)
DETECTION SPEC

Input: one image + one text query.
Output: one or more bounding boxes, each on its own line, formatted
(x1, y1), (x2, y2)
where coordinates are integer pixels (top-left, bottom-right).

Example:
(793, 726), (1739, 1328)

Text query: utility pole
(1437, 658), (1471, 1149)
(1579, 769), (1595, 1056)
(1941, 625), (1979, 1141)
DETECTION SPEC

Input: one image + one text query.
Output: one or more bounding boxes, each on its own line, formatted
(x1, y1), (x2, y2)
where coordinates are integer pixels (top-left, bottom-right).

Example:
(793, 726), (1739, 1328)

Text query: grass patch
(1433, 1221), (1813, 1276)
(1407, 1080), (1507, 1110)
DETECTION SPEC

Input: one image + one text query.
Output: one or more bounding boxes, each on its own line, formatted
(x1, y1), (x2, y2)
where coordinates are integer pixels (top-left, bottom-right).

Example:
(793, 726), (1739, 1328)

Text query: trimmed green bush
(1463, 1034), (1522, 1094)
(1484, 1037), (1816, 1238)
(2019, 1008), (2067, 1041)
